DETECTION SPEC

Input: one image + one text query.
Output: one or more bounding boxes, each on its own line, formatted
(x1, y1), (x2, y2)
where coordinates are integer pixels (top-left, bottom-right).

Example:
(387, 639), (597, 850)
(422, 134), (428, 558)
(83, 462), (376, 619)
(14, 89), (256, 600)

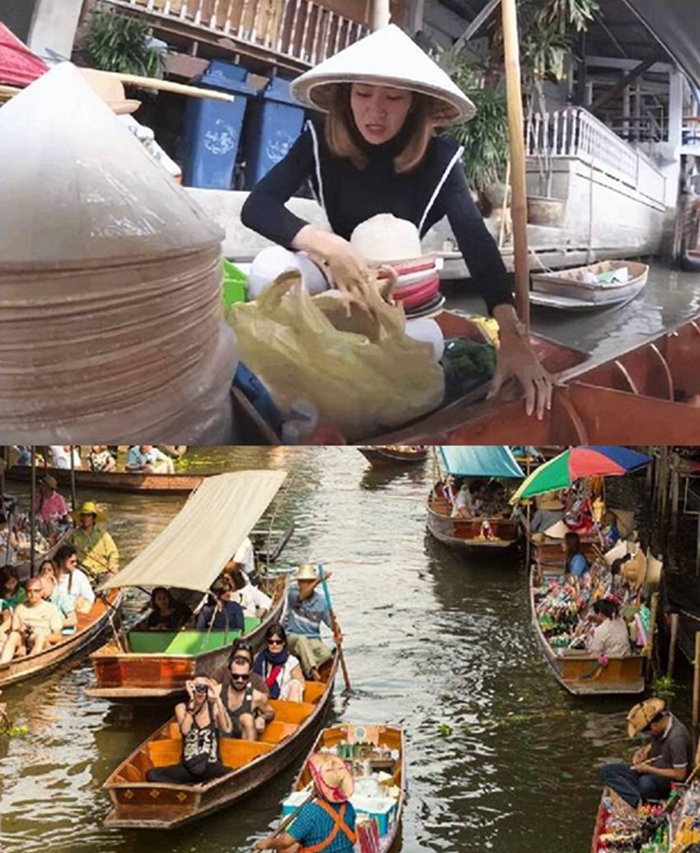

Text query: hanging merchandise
(0, 63), (238, 442)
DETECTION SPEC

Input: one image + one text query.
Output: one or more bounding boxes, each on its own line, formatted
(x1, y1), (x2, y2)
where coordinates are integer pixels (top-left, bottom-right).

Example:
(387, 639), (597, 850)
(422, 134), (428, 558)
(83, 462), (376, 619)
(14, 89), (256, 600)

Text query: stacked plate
(389, 257), (445, 318)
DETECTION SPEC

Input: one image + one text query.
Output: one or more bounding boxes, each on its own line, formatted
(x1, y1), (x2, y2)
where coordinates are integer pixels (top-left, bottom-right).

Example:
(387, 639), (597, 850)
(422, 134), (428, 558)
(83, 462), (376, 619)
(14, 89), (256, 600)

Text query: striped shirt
(288, 801), (356, 852)
(286, 586), (331, 638)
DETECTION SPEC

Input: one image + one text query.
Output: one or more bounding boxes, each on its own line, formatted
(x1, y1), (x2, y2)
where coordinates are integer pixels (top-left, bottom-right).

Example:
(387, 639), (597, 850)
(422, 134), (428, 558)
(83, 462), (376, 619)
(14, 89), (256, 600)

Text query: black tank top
(225, 680), (254, 720)
(182, 701), (220, 773)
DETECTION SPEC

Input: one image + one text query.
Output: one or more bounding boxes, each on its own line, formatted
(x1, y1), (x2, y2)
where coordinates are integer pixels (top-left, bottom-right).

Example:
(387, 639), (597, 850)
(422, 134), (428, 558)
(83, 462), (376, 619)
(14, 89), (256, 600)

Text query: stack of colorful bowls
(389, 256), (445, 318)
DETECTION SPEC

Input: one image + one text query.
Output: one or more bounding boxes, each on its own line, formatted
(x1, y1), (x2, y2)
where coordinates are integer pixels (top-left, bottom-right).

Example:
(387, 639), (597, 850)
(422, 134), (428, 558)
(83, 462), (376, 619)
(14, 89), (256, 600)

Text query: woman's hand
(207, 679), (222, 702)
(489, 305), (553, 419)
(185, 680), (195, 702)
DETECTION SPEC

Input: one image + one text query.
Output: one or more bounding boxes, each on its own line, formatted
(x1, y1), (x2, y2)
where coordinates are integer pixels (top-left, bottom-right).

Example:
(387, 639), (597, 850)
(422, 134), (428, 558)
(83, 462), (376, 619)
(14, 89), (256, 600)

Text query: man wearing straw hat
(32, 475), (69, 527)
(254, 753), (357, 852)
(599, 698), (694, 807)
(70, 501), (120, 580)
(286, 565), (336, 682)
(241, 24), (552, 419)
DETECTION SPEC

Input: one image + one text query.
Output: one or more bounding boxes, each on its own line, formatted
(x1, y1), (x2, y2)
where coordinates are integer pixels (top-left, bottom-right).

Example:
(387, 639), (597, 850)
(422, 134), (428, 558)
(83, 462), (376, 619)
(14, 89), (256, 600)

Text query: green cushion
(128, 616), (261, 655)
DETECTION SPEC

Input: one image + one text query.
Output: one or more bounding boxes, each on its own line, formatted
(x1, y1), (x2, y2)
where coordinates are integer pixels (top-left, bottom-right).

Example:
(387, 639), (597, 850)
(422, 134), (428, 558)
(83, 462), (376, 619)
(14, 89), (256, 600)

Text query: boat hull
(5, 466), (203, 495)
(426, 494), (519, 552)
(531, 261), (648, 310)
(358, 447), (428, 468)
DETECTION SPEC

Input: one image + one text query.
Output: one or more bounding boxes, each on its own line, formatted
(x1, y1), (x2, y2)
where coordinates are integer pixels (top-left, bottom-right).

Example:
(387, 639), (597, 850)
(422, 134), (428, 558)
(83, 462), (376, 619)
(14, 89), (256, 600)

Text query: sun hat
(645, 551), (663, 588)
(71, 500), (106, 523)
(308, 753), (355, 802)
(627, 698), (665, 738)
(42, 474), (58, 490)
(80, 68), (141, 115)
(536, 492), (564, 511)
(543, 520), (570, 540)
(351, 214), (424, 265)
(296, 564), (319, 581)
(291, 24), (475, 126)
(621, 550), (648, 589)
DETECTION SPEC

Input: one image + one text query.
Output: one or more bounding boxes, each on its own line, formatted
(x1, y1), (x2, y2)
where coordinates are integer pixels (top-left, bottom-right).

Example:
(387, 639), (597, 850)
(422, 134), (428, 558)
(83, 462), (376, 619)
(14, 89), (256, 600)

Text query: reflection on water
(0, 449), (667, 853)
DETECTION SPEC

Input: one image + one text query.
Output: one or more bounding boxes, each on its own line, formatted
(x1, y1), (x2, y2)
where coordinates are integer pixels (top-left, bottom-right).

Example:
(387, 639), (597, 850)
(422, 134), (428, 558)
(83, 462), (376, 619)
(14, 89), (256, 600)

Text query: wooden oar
(253, 789), (315, 850)
(318, 565), (351, 692)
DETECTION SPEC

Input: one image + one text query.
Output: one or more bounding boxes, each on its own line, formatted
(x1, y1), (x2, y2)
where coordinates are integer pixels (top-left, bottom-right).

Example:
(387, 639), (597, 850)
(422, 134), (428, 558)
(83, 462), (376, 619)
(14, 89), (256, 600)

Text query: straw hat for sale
(627, 698), (665, 738)
(71, 500), (106, 523)
(543, 520), (570, 540)
(308, 753), (355, 802)
(536, 492), (564, 511)
(621, 550), (647, 590)
(645, 551), (663, 588)
(291, 24), (475, 126)
(351, 215), (423, 265)
(81, 68), (141, 115)
(296, 564), (320, 581)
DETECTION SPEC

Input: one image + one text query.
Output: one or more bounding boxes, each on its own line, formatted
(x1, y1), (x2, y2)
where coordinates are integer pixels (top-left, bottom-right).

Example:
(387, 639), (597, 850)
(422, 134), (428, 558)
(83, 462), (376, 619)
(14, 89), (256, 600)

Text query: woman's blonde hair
(324, 83), (437, 174)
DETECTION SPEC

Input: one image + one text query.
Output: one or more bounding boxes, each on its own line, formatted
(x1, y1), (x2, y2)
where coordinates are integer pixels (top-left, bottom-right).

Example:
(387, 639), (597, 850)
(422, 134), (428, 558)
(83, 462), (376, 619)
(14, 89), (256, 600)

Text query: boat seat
(269, 699), (315, 725)
(118, 762), (145, 783)
(148, 738), (182, 767)
(303, 682), (326, 704)
(259, 721), (298, 744)
(220, 738), (273, 769)
(169, 722), (182, 740)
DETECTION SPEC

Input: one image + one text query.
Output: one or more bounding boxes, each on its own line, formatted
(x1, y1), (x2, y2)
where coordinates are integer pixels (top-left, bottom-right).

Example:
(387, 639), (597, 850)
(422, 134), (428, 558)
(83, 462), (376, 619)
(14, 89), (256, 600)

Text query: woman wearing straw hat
(241, 24), (552, 419)
(69, 501), (120, 579)
(32, 475), (69, 528)
(254, 753), (357, 852)
(599, 698), (694, 807)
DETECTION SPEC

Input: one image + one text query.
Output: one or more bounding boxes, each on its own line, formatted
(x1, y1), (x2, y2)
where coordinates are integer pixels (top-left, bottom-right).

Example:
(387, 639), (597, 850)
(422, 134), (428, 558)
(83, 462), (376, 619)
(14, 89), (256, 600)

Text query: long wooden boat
(529, 567), (645, 696)
(232, 307), (700, 444)
(103, 653), (339, 829)
(0, 589), (123, 688)
(4, 465), (204, 495)
(358, 446), (428, 468)
(530, 261), (648, 311)
(279, 723), (405, 852)
(426, 489), (520, 551)
(85, 575), (287, 701)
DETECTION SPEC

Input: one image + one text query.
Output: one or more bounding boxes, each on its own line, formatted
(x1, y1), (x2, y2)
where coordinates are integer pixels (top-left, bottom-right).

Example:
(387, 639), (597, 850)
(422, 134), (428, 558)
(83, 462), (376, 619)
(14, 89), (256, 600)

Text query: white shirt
(589, 618), (631, 658)
(50, 446), (82, 469)
(451, 486), (478, 518)
(234, 582), (272, 618)
(233, 537), (256, 576)
(58, 568), (95, 606)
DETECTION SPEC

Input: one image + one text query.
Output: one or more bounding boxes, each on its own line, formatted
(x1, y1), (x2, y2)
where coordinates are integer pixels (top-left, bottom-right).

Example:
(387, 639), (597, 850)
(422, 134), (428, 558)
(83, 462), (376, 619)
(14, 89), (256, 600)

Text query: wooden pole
(318, 566), (351, 691)
(29, 448), (37, 577)
(646, 591), (660, 680)
(693, 632), (700, 740)
(99, 71), (235, 102)
(70, 447), (77, 512)
(501, 0), (530, 331)
(668, 612), (679, 680)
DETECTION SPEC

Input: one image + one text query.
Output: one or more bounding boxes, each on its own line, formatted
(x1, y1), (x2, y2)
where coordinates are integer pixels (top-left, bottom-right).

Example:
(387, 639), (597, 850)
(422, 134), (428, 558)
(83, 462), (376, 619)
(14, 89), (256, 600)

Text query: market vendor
(70, 501), (119, 579)
(529, 493), (565, 535)
(241, 25), (552, 419)
(599, 698), (694, 807)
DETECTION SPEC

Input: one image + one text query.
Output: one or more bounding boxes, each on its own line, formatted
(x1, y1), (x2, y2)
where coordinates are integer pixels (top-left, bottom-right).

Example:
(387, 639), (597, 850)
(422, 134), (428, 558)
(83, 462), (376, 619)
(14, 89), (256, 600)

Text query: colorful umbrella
(510, 446), (651, 502)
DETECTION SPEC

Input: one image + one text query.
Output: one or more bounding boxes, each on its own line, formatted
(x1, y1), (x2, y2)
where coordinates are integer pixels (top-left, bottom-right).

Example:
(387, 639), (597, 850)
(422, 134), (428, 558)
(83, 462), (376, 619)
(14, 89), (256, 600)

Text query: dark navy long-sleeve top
(241, 120), (514, 313)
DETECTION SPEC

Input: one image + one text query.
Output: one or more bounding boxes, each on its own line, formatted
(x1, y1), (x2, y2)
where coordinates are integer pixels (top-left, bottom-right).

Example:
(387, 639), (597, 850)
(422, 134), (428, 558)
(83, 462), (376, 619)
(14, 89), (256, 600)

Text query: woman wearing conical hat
(242, 25), (552, 418)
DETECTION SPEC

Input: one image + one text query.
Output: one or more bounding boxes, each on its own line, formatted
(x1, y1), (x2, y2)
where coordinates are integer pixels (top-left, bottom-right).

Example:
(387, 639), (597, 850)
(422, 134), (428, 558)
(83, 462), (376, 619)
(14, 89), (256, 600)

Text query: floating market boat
(426, 446), (524, 552)
(0, 588), (123, 688)
(357, 446), (428, 468)
(277, 723), (405, 852)
(103, 654), (338, 829)
(680, 250), (700, 273)
(4, 465), (204, 495)
(231, 306), (700, 444)
(530, 261), (649, 311)
(86, 470), (290, 702)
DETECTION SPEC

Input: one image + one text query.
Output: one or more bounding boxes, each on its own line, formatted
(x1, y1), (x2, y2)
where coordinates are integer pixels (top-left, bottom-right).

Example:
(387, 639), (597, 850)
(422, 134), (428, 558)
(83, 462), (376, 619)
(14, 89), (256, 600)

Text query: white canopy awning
(100, 470), (287, 593)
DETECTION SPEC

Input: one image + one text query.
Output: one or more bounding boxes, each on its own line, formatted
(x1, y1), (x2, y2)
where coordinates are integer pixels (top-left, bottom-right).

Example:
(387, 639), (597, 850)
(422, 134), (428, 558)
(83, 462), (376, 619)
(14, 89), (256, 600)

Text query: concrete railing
(527, 106), (666, 205)
(105, 0), (367, 66)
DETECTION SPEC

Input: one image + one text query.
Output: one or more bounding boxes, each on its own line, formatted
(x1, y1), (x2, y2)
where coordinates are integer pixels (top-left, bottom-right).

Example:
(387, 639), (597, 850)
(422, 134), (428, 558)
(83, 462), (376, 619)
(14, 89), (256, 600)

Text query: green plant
(651, 676), (677, 706)
(86, 12), (163, 77)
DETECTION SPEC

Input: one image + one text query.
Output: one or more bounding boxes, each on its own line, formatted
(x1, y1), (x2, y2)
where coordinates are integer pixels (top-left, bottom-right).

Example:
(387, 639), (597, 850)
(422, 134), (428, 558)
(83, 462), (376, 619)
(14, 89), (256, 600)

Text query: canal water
(0, 448), (659, 853)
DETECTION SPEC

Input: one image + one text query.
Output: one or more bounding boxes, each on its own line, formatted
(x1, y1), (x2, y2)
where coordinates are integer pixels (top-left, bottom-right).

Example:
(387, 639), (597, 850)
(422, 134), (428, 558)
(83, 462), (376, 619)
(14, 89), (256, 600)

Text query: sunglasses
(230, 674), (248, 682)
(267, 638), (284, 646)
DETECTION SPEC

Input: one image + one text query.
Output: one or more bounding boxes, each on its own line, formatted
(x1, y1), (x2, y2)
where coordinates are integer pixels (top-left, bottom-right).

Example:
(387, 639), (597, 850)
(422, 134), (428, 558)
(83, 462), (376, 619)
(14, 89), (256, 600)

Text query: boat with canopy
(86, 470), (289, 701)
(426, 446), (524, 551)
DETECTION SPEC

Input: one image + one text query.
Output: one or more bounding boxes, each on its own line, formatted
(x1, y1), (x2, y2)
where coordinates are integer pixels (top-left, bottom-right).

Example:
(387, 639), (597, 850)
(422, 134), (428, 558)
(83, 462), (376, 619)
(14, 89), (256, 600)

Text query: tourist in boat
(222, 654), (275, 741)
(253, 624), (305, 702)
(50, 446), (82, 469)
(147, 587), (193, 631)
(195, 579), (245, 632)
(53, 544), (95, 613)
(225, 535), (257, 579)
(145, 676), (232, 784)
(0, 577), (64, 663)
(286, 564), (336, 682)
(482, 481), (508, 516)
(563, 532), (590, 578)
(588, 599), (631, 658)
(529, 493), (565, 535)
(125, 445), (175, 474)
(226, 639), (269, 695)
(0, 512), (20, 564)
(70, 501), (120, 579)
(254, 753), (357, 852)
(0, 566), (26, 610)
(87, 446), (116, 473)
(229, 568), (272, 618)
(39, 570), (77, 634)
(451, 478), (486, 519)
(32, 476), (70, 529)
(599, 698), (694, 807)
(240, 26), (552, 419)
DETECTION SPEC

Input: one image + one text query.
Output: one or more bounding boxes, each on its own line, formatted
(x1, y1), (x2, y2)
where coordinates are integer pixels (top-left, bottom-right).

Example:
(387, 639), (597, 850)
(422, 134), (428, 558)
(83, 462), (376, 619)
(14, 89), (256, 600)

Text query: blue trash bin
(243, 77), (306, 188)
(182, 60), (256, 189)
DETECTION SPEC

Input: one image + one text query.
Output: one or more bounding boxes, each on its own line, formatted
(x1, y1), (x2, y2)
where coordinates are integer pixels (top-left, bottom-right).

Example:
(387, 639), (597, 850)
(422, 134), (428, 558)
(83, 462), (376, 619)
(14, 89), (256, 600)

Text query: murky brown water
(0, 448), (679, 853)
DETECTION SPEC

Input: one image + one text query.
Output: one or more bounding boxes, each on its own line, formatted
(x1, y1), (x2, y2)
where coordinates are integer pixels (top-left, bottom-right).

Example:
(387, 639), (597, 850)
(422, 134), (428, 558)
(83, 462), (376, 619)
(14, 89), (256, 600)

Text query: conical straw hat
(291, 24), (475, 126)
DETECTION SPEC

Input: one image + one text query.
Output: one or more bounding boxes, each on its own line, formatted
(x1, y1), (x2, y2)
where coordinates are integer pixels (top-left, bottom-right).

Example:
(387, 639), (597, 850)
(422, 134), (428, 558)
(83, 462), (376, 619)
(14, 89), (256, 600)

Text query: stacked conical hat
(291, 24), (475, 126)
(0, 63), (237, 442)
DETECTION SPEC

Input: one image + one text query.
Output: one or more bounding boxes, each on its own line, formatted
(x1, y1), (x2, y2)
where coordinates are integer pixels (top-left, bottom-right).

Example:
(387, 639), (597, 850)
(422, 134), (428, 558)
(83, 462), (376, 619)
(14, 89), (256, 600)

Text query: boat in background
(358, 446), (428, 468)
(103, 654), (338, 829)
(4, 465), (204, 495)
(530, 261), (648, 311)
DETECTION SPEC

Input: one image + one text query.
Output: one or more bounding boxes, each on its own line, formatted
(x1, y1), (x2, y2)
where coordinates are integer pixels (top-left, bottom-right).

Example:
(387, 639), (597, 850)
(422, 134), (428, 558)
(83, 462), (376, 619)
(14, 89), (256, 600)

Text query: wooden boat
(4, 465), (204, 495)
(530, 261), (649, 311)
(357, 446), (428, 468)
(86, 575), (287, 701)
(0, 589), (123, 688)
(278, 723), (405, 852)
(426, 489), (520, 551)
(231, 306), (700, 444)
(681, 250), (700, 273)
(529, 567), (646, 696)
(103, 653), (338, 829)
